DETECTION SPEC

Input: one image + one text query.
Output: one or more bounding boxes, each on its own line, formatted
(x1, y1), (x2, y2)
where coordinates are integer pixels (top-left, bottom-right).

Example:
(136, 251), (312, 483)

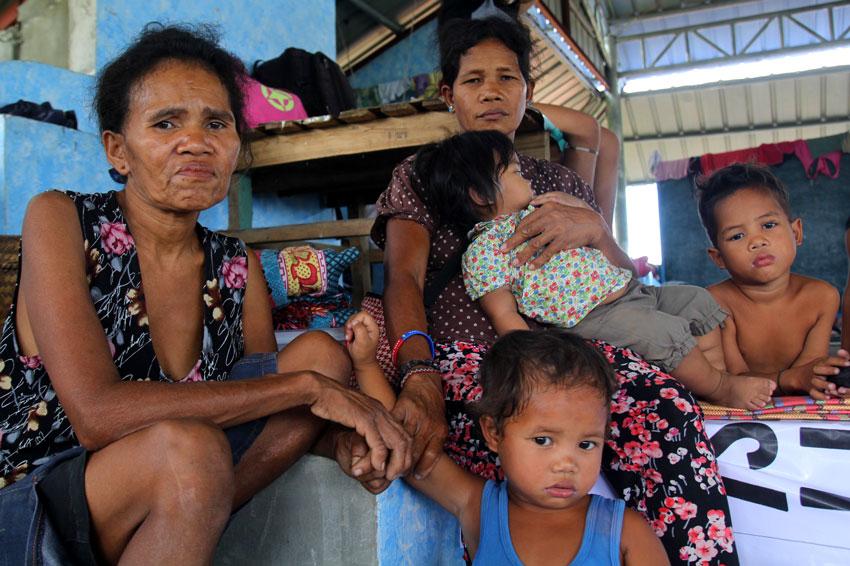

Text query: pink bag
(241, 75), (308, 128)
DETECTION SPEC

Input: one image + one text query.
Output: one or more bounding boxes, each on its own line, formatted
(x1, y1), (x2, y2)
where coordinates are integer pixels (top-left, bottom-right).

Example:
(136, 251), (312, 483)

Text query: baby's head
(696, 163), (801, 282)
(696, 162), (793, 248)
(413, 130), (529, 234)
(475, 330), (617, 505)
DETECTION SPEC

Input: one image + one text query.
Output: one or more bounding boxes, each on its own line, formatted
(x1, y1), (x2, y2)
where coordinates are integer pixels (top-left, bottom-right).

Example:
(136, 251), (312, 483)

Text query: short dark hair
(413, 129), (514, 234)
(94, 23), (249, 143)
(438, 15), (534, 87)
(474, 330), (618, 432)
(695, 162), (792, 247)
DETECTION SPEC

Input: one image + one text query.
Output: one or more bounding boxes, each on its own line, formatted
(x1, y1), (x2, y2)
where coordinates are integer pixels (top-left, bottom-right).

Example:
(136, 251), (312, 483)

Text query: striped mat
(699, 395), (850, 421)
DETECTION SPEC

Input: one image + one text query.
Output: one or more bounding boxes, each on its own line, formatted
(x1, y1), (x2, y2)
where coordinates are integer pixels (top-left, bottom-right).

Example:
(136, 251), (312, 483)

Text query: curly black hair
(695, 162), (793, 247)
(93, 22), (249, 144)
(474, 330), (617, 432)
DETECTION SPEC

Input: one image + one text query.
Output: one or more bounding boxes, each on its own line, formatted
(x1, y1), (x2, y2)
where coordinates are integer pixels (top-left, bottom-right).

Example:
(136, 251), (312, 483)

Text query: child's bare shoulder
(706, 279), (739, 304)
(791, 274), (839, 306)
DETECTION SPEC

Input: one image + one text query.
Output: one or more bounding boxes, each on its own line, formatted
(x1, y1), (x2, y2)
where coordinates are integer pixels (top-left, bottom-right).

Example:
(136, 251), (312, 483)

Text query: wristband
(399, 358), (440, 377)
(776, 369), (787, 396)
(399, 362), (441, 389)
(391, 330), (435, 367)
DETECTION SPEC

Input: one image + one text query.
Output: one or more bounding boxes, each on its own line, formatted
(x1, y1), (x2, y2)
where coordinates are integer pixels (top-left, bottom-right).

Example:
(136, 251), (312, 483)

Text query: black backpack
(251, 48), (357, 117)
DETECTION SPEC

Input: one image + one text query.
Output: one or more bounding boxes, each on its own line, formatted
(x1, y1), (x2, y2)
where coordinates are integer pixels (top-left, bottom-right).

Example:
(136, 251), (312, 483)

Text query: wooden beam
(247, 111), (460, 169)
(221, 218), (375, 245)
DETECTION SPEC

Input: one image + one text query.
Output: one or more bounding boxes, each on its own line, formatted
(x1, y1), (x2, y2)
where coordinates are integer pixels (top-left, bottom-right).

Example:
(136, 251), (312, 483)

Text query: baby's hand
(531, 191), (594, 210)
(345, 311), (381, 369)
(810, 349), (850, 399)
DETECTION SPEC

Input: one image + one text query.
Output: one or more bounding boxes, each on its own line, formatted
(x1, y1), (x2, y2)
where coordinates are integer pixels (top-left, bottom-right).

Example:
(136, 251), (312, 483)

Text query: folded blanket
(700, 396), (850, 421)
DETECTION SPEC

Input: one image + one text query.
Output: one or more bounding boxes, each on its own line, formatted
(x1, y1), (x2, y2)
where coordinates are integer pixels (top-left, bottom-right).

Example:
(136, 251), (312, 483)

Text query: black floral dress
(0, 190), (248, 486)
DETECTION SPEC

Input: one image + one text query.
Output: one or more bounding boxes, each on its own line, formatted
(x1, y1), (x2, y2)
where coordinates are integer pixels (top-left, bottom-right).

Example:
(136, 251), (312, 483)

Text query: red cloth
(700, 141), (796, 176)
(793, 140), (841, 179)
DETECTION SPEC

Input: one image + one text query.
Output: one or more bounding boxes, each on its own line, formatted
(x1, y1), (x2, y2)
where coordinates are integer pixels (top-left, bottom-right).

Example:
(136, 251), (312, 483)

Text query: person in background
(0, 24), (409, 565)
(697, 162), (850, 399)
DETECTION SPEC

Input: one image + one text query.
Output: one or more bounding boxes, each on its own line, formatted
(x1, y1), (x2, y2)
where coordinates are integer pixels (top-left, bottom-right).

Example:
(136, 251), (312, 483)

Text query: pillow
(257, 246), (360, 308)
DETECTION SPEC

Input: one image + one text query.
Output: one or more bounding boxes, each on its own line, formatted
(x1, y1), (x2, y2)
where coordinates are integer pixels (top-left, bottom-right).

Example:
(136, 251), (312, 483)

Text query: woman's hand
(333, 429), (395, 494)
(809, 349), (850, 399)
(530, 191), (594, 210)
(345, 311), (380, 370)
(307, 372), (412, 480)
(498, 199), (612, 269)
(391, 370), (448, 480)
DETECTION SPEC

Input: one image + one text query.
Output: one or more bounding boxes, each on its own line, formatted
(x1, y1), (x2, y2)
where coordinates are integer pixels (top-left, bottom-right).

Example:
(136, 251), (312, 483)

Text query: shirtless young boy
(697, 162), (850, 399)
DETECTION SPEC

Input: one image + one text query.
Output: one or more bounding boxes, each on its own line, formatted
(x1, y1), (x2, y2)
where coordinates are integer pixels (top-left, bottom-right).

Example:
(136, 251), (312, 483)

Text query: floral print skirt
(436, 339), (739, 566)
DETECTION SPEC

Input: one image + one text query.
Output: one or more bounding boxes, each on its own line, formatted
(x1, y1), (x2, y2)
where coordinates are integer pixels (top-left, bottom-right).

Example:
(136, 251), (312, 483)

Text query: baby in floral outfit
(414, 130), (775, 410)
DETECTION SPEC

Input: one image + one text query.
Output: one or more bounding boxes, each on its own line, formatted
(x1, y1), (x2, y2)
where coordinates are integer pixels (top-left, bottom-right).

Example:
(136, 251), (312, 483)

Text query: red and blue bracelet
(391, 330), (435, 367)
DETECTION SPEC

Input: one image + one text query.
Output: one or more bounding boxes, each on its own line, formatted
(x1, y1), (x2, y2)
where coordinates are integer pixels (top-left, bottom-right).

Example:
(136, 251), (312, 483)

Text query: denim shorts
(0, 352), (278, 566)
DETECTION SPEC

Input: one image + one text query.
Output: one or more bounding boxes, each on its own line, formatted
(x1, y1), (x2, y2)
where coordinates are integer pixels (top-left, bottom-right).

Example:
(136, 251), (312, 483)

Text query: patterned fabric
(437, 340), (739, 566)
(280, 246), (329, 297)
(463, 205), (632, 327)
(372, 153), (598, 344)
(0, 190), (247, 485)
(258, 246), (359, 308)
(700, 396), (850, 421)
(474, 481), (624, 565)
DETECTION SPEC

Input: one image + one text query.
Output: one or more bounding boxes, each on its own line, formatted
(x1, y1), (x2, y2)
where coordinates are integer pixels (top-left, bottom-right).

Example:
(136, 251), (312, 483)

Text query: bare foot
(706, 372), (776, 411)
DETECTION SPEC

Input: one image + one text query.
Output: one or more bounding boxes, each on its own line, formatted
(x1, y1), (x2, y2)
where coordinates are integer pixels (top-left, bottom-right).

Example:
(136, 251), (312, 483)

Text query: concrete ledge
(215, 454), (463, 566)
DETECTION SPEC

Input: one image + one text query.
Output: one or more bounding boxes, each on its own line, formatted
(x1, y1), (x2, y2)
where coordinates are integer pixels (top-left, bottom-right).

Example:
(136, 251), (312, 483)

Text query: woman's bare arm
(383, 218), (448, 479)
(534, 104), (621, 229)
(19, 192), (409, 475)
(241, 246), (278, 354)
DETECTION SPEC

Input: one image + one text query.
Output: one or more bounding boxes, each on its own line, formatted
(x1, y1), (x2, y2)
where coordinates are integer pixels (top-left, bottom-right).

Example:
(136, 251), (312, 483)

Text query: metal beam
(616, 1), (850, 77)
(346, 0), (402, 35)
(623, 115), (850, 143)
(610, 0), (761, 28)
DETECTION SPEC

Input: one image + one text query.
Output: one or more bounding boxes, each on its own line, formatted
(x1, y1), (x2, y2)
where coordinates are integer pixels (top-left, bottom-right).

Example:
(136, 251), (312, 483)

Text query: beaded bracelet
(391, 330), (435, 367)
(399, 363), (441, 389)
(399, 358), (440, 377)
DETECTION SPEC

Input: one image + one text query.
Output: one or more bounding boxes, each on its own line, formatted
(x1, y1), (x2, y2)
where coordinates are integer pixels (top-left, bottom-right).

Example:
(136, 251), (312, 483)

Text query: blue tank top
(473, 480), (625, 565)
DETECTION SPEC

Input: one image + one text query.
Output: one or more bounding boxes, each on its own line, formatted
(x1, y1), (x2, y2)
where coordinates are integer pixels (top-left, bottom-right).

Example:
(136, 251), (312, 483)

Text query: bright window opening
(624, 183), (662, 266)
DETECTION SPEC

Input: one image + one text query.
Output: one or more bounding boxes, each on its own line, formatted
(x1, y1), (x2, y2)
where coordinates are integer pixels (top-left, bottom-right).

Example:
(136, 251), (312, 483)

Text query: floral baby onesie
(462, 206), (631, 327)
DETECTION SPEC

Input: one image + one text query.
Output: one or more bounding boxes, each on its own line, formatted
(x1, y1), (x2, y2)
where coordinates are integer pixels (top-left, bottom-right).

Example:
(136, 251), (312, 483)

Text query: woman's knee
(276, 329), (351, 384)
(147, 420), (234, 495)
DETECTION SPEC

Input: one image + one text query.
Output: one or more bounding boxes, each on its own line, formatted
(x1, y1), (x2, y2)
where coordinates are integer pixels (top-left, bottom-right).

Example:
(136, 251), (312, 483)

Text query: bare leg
(232, 330), (351, 507)
(695, 327), (725, 371)
(85, 419), (234, 566)
(672, 347), (774, 411)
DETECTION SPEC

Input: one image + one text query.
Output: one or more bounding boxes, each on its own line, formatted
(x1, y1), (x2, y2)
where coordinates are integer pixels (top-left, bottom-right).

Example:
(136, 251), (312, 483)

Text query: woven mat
(700, 395), (850, 421)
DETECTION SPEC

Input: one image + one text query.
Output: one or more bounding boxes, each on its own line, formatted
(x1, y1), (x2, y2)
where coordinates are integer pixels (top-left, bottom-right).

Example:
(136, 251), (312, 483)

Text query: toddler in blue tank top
(345, 315), (669, 565)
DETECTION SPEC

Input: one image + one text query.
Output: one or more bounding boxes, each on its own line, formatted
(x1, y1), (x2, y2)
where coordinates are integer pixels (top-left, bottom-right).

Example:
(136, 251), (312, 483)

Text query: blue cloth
(473, 480), (625, 565)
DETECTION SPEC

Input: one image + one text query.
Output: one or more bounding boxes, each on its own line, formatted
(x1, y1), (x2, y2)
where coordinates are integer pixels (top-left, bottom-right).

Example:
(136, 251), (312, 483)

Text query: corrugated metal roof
(610, 0), (850, 183)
